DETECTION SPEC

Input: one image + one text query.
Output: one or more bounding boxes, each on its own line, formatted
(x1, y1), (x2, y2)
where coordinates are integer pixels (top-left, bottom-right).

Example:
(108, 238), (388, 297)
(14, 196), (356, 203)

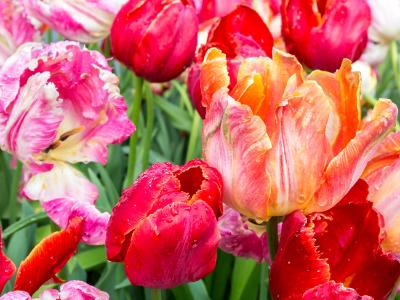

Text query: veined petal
(218, 206), (268, 263)
(0, 229), (15, 294)
(203, 89), (272, 220)
(0, 291), (31, 300)
(309, 59), (361, 153)
(266, 80), (332, 216)
(200, 48), (230, 109)
(1, 72), (62, 169)
(14, 217), (84, 295)
(365, 159), (400, 254)
(312, 99), (398, 213)
(42, 198), (110, 245)
(124, 201), (219, 288)
(23, 162), (98, 205)
(303, 282), (373, 300)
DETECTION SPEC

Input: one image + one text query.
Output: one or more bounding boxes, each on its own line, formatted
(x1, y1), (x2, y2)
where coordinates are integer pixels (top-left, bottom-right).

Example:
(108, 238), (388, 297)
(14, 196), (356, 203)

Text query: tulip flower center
(176, 166), (204, 198)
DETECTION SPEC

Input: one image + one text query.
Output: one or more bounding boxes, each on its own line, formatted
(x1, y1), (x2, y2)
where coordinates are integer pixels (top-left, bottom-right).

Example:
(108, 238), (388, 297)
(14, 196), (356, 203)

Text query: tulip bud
(110, 0), (199, 82)
(106, 159), (223, 288)
(281, 0), (371, 71)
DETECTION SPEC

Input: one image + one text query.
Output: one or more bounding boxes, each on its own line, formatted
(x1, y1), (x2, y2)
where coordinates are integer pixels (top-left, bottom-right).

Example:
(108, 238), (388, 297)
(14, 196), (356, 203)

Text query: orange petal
(200, 48), (230, 109)
(203, 89), (272, 220)
(312, 99), (398, 214)
(266, 80), (333, 216)
(14, 217), (84, 295)
(308, 59), (361, 154)
(0, 230), (15, 293)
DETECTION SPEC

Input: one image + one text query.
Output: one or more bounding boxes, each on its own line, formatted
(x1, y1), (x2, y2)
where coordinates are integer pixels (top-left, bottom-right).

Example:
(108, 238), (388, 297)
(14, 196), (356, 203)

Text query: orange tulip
(201, 47), (397, 220)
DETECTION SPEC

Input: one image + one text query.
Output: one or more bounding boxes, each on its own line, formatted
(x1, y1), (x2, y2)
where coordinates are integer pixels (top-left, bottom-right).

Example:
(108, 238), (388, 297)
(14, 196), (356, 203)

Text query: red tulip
(14, 217), (84, 295)
(110, 0), (199, 82)
(269, 180), (400, 299)
(281, 0), (371, 71)
(0, 230), (15, 294)
(106, 159), (223, 288)
(195, 0), (252, 23)
(188, 5), (273, 118)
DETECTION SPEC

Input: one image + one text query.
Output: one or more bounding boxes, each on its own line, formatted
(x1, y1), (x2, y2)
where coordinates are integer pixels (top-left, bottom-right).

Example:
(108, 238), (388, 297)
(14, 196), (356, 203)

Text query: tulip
(106, 159), (223, 288)
(0, 0), (42, 66)
(269, 180), (400, 299)
(110, 0), (198, 82)
(0, 41), (134, 245)
(188, 5), (273, 118)
(14, 217), (84, 295)
(281, 0), (371, 71)
(1, 281), (109, 300)
(361, 0), (400, 66)
(23, 0), (127, 43)
(218, 206), (269, 263)
(201, 47), (397, 221)
(0, 230), (15, 294)
(362, 132), (400, 255)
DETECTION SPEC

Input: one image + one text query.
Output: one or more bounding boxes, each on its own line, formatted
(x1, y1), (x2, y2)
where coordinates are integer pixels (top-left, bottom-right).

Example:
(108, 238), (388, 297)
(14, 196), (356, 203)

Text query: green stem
(150, 288), (162, 300)
(3, 211), (47, 239)
(9, 161), (22, 223)
(185, 112), (202, 162)
(267, 217), (279, 262)
(390, 42), (400, 94)
(259, 263), (269, 300)
(124, 76), (144, 188)
(142, 85), (155, 171)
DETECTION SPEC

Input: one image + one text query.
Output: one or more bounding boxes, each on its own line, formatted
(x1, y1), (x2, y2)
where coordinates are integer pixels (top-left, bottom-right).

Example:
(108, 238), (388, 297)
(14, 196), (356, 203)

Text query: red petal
(0, 230), (15, 293)
(124, 201), (219, 288)
(14, 217), (84, 295)
(269, 211), (330, 299)
(206, 5), (273, 59)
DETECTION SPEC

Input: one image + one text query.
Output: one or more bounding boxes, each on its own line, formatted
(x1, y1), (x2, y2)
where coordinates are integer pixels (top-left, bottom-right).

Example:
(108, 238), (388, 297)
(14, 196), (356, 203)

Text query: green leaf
(230, 257), (260, 300)
(75, 246), (106, 270)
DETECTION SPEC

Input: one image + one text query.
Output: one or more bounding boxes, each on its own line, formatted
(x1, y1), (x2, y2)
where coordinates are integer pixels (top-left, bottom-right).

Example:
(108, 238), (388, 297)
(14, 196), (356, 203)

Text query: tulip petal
(0, 291), (31, 300)
(58, 280), (109, 300)
(0, 230), (15, 294)
(218, 206), (268, 263)
(269, 211), (330, 300)
(23, 162), (98, 205)
(266, 80), (332, 216)
(303, 282), (373, 300)
(364, 159), (400, 254)
(203, 89), (272, 220)
(0, 72), (62, 170)
(14, 217), (84, 295)
(200, 48), (230, 109)
(312, 99), (398, 213)
(309, 59), (361, 153)
(124, 201), (219, 288)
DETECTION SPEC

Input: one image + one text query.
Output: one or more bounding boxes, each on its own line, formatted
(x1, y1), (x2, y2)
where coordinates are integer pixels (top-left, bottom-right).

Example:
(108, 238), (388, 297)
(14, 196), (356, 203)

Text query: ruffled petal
(0, 229), (15, 294)
(303, 282), (373, 300)
(203, 89), (272, 220)
(266, 80), (333, 216)
(218, 206), (268, 263)
(24, 0), (127, 43)
(124, 201), (219, 288)
(309, 59), (361, 153)
(58, 280), (109, 300)
(312, 99), (398, 213)
(14, 217), (84, 295)
(0, 291), (31, 300)
(23, 162), (98, 205)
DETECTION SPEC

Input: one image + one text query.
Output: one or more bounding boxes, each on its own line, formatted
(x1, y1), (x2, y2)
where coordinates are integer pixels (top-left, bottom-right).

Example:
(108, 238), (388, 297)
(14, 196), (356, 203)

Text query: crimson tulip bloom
(270, 181), (400, 299)
(281, 0), (371, 71)
(106, 159), (223, 288)
(188, 5), (273, 117)
(110, 0), (198, 82)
